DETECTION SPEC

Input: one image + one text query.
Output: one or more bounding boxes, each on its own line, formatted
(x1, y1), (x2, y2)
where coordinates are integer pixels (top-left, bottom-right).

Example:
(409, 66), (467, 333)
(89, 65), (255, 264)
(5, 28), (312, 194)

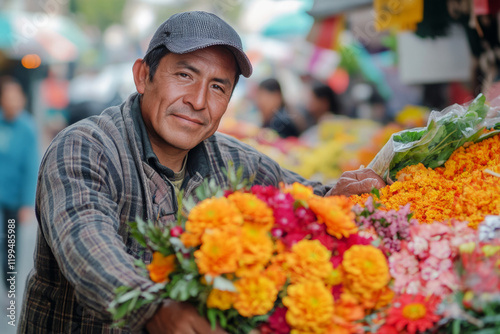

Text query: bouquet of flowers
(109, 165), (399, 333)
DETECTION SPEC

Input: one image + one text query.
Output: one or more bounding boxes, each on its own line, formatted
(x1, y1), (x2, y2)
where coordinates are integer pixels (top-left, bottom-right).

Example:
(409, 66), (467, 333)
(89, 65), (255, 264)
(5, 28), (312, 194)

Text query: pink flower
(407, 236), (429, 258)
(389, 249), (420, 294)
(429, 240), (451, 260)
(268, 307), (290, 334)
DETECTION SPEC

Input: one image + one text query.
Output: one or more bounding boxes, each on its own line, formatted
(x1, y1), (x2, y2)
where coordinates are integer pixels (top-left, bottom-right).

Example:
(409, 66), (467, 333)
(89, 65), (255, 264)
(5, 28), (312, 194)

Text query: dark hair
(258, 78), (282, 94)
(142, 46), (240, 93)
(311, 81), (341, 114)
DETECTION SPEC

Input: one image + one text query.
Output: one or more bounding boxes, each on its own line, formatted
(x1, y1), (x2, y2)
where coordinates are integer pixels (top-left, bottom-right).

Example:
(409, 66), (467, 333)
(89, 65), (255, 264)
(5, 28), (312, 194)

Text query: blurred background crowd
(0, 1), (500, 331)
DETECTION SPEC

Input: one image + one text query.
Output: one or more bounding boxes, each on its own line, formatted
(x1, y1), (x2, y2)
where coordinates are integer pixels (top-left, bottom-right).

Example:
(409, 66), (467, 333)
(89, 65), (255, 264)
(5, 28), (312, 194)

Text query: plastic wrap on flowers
(369, 94), (500, 181)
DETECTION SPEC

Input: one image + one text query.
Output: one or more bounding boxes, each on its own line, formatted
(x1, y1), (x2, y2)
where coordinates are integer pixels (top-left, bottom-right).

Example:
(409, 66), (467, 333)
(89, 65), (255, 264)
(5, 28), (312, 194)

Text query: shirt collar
(130, 94), (211, 179)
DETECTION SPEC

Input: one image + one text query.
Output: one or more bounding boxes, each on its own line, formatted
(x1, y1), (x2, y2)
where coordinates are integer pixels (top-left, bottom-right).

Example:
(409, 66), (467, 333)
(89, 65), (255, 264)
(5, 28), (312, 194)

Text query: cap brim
(166, 37), (252, 78)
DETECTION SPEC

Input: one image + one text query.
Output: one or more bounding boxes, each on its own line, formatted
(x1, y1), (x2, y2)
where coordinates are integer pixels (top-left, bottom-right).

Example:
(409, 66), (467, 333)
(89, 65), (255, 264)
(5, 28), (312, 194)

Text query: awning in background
(306, 0), (372, 19)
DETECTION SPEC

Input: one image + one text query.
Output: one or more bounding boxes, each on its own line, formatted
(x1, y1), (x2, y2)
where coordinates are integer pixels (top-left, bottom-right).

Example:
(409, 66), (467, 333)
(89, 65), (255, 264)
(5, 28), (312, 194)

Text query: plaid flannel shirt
(18, 93), (329, 333)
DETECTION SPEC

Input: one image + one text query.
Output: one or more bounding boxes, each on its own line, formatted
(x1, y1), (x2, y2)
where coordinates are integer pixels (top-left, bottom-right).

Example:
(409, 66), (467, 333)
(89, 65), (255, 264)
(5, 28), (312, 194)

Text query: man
(19, 11), (385, 334)
(0, 77), (38, 291)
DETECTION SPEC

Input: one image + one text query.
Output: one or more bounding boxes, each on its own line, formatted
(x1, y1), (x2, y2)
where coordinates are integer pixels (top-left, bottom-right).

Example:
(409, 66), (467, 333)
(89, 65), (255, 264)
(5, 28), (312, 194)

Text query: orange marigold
(195, 228), (242, 277)
(228, 192), (274, 231)
(233, 276), (278, 317)
(334, 292), (365, 323)
(181, 197), (244, 247)
(308, 195), (358, 239)
(263, 263), (288, 290)
(236, 224), (274, 277)
(281, 182), (315, 201)
(207, 289), (236, 310)
(342, 245), (390, 301)
(351, 134), (500, 228)
(282, 281), (334, 333)
(286, 239), (332, 283)
(147, 252), (176, 283)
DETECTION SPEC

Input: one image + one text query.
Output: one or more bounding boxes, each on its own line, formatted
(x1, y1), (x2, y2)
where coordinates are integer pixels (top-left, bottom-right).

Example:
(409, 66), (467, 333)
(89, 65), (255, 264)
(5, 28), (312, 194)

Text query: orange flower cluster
(285, 239), (332, 283)
(352, 134), (500, 228)
(282, 281), (334, 333)
(147, 252), (176, 283)
(309, 195), (358, 239)
(342, 245), (391, 308)
(181, 197), (243, 247)
(180, 193), (279, 317)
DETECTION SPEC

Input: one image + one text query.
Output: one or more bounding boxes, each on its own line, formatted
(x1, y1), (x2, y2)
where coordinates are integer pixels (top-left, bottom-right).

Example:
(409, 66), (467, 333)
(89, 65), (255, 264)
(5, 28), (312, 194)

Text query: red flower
(169, 226), (183, 238)
(377, 324), (399, 334)
(282, 229), (309, 248)
(268, 307), (290, 334)
(313, 233), (336, 251)
(385, 294), (440, 334)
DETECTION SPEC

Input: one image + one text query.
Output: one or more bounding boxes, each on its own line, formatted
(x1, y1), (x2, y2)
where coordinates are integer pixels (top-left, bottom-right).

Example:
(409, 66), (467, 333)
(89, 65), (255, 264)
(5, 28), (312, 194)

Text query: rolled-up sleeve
(37, 130), (159, 331)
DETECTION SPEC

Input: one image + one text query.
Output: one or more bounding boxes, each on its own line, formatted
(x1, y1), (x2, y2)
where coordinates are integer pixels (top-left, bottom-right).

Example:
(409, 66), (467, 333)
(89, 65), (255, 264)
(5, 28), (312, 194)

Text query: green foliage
(389, 94), (490, 180)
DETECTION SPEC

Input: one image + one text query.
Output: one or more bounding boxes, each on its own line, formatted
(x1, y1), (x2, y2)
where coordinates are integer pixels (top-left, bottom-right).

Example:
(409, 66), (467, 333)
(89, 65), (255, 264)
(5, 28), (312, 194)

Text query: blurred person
(18, 11), (386, 334)
(0, 76), (39, 290)
(300, 80), (345, 144)
(255, 78), (301, 138)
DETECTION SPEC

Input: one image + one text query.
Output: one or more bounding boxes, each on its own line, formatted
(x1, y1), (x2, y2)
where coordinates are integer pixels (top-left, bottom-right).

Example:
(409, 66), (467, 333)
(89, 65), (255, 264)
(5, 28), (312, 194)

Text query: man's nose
(184, 82), (208, 111)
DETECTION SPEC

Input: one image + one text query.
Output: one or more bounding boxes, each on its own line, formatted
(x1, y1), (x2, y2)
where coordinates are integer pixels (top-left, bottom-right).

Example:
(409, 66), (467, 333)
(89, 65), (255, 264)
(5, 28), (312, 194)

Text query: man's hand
(326, 168), (386, 197)
(146, 300), (228, 334)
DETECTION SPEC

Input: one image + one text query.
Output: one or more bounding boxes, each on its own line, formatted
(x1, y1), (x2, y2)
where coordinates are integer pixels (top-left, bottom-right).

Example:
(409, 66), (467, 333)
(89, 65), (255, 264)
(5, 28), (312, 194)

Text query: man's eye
(178, 73), (189, 78)
(212, 84), (224, 92)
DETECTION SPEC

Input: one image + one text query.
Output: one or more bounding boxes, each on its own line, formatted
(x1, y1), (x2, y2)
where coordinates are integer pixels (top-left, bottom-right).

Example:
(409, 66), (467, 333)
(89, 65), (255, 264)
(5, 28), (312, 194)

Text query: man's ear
(132, 59), (149, 94)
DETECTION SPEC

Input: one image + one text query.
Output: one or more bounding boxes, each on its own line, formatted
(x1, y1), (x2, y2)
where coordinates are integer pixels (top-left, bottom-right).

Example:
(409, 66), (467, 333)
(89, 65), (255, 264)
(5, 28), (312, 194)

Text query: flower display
(110, 107), (500, 333)
(352, 133), (500, 228)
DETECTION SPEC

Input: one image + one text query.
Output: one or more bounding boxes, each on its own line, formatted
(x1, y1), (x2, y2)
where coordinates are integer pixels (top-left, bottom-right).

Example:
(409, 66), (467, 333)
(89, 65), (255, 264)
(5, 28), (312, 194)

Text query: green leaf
(187, 279), (200, 297)
(169, 280), (189, 301)
(393, 128), (427, 143)
(371, 187), (380, 199)
(115, 289), (140, 304)
(452, 319), (461, 334)
(207, 308), (217, 331)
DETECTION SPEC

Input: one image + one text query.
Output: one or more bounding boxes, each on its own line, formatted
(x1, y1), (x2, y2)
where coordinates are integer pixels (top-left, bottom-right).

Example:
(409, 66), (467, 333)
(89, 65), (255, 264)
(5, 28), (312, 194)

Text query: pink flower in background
(429, 239), (452, 259)
(268, 307), (290, 334)
(407, 235), (429, 258)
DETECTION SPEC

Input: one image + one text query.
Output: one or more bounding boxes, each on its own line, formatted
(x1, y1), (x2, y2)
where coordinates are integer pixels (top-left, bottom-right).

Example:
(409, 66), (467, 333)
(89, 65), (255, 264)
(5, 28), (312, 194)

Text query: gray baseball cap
(145, 11), (252, 77)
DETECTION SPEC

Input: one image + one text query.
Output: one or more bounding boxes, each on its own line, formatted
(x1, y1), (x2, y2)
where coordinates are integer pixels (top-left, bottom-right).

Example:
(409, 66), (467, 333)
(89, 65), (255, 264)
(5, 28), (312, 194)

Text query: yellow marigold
(281, 182), (315, 201)
(195, 228), (242, 277)
(286, 239), (332, 283)
(233, 276), (278, 317)
(236, 224), (274, 277)
(207, 289), (236, 310)
(282, 281), (334, 333)
(351, 134), (500, 228)
(263, 263), (288, 290)
(147, 252), (176, 283)
(181, 197), (244, 247)
(342, 245), (390, 301)
(308, 196), (358, 239)
(228, 192), (274, 231)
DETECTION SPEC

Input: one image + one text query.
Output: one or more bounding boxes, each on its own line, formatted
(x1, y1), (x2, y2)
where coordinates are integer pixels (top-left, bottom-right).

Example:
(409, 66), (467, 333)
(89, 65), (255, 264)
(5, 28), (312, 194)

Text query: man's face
(1, 83), (25, 120)
(135, 45), (237, 154)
